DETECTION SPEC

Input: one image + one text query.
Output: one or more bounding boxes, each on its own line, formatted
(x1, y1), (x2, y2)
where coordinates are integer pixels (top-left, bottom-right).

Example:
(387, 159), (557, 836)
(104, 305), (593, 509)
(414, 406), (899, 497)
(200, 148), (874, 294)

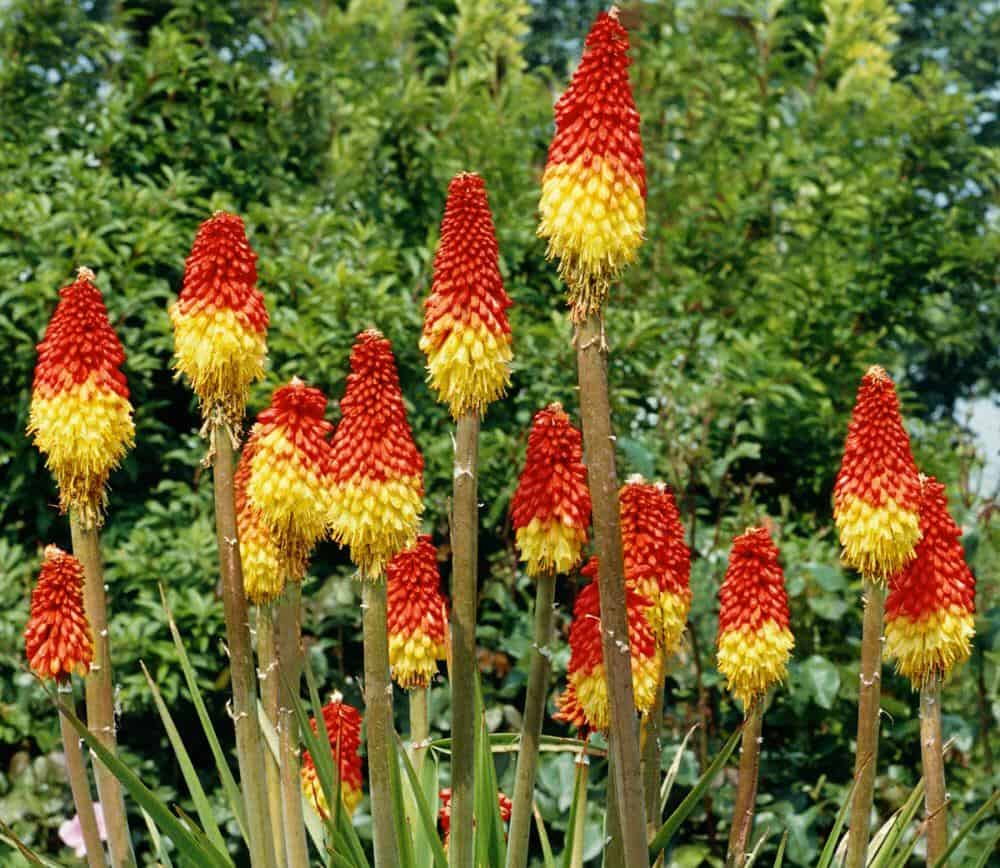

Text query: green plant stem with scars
(58, 683), (107, 868)
(276, 584), (309, 868)
(256, 604), (286, 866)
(846, 578), (884, 868)
(569, 751), (590, 868)
(920, 674), (948, 863)
(642, 652), (668, 844)
(210, 422), (278, 868)
(506, 569), (558, 868)
(363, 579), (400, 868)
(725, 699), (763, 868)
(408, 687), (429, 774)
(574, 312), (649, 868)
(449, 410), (480, 868)
(69, 515), (135, 868)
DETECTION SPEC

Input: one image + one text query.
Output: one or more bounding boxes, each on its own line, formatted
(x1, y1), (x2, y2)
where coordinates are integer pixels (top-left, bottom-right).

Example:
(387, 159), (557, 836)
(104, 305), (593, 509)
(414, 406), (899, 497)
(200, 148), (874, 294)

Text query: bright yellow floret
(884, 607), (975, 688)
(717, 622), (794, 708)
(389, 629), (447, 690)
(835, 495), (922, 580)
(515, 517), (587, 577)
(419, 320), (512, 419)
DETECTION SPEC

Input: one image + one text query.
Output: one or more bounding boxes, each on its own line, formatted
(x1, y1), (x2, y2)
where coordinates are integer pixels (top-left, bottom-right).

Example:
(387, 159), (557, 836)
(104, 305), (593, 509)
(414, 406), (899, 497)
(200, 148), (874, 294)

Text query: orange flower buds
(170, 212), (268, 424)
(328, 330), (424, 578)
(420, 172), (513, 418)
(511, 403), (591, 577)
(716, 527), (794, 709)
(28, 268), (135, 528)
(439, 788), (512, 844)
(386, 535), (449, 690)
(620, 477), (692, 655)
(884, 477), (976, 687)
(560, 557), (660, 733)
(301, 699), (364, 818)
(24, 546), (93, 682)
(834, 366), (922, 579)
(538, 9), (646, 318)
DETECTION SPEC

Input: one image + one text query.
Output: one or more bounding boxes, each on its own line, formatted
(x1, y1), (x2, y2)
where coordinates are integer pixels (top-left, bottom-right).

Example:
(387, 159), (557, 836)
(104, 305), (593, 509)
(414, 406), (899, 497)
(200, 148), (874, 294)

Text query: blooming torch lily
(301, 699), (364, 819)
(884, 476), (976, 861)
(833, 365), (921, 868)
(716, 526), (793, 868)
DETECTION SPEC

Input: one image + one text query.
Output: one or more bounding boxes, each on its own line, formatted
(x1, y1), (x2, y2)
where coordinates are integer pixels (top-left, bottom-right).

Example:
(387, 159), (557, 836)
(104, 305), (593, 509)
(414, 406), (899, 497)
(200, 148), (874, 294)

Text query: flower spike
(170, 211), (269, 425)
(328, 330), (425, 578)
(25, 545), (94, 682)
(28, 268), (135, 528)
(834, 366), (922, 580)
(511, 403), (592, 577)
(386, 535), (449, 690)
(420, 172), (513, 418)
(301, 699), (364, 818)
(538, 9), (646, 318)
(439, 788), (512, 845)
(716, 527), (794, 708)
(884, 477), (976, 687)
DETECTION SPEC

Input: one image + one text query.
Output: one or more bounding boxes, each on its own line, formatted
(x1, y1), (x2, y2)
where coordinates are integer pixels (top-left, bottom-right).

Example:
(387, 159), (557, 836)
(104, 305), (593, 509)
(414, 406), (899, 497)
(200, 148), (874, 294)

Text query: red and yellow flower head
(511, 403), (591, 577)
(438, 788), (512, 845)
(553, 681), (590, 734)
(884, 477), (976, 687)
(28, 268), (135, 529)
(562, 557), (660, 733)
(170, 212), (269, 424)
(328, 330), (424, 578)
(620, 477), (692, 656)
(24, 545), (93, 682)
(419, 172), (513, 418)
(716, 527), (794, 709)
(301, 698), (364, 819)
(834, 366), (922, 580)
(538, 9), (646, 319)
(386, 535), (449, 690)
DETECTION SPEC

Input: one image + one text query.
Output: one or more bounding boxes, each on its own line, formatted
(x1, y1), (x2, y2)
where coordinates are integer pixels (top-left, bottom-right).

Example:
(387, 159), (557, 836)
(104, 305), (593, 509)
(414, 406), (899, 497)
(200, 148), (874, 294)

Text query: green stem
(363, 580), (400, 868)
(920, 675), (948, 863)
(210, 422), (277, 868)
(277, 584), (309, 868)
(257, 605), (286, 866)
(569, 751), (590, 868)
(408, 688), (429, 775)
(449, 410), (480, 868)
(58, 683), (106, 868)
(575, 313), (648, 868)
(603, 754), (625, 868)
(642, 651), (667, 843)
(846, 578), (884, 868)
(725, 700), (763, 868)
(506, 570), (558, 868)
(69, 517), (135, 868)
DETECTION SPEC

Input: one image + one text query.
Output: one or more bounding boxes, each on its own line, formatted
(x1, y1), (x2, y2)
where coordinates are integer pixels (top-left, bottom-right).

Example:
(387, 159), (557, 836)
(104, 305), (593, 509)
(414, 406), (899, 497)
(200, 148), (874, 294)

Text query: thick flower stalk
(537, 9), (646, 319)
(438, 789), (512, 847)
(386, 535), (448, 691)
(419, 172), (513, 419)
(716, 526), (792, 868)
(28, 268), (135, 530)
(328, 329), (425, 579)
(169, 211), (268, 425)
(511, 403), (591, 577)
(301, 700), (364, 819)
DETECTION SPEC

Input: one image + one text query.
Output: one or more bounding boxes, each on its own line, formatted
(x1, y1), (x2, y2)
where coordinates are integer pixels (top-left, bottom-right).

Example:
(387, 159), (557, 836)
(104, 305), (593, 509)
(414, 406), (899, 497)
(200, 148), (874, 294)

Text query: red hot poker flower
(716, 527), (794, 709)
(511, 403), (591, 577)
(439, 788), (512, 845)
(328, 330), (425, 578)
(386, 535), (449, 690)
(28, 268), (135, 529)
(420, 172), (513, 419)
(538, 9), (646, 318)
(25, 545), (94, 682)
(301, 699), (364, 818)
(833, 366), (922, 579)
(884, 477), (976, 687)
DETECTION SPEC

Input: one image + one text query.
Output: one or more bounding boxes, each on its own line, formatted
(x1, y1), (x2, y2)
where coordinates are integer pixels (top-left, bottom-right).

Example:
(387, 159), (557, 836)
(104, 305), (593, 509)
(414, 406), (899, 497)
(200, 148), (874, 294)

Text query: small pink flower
(59, 802), (106, 858)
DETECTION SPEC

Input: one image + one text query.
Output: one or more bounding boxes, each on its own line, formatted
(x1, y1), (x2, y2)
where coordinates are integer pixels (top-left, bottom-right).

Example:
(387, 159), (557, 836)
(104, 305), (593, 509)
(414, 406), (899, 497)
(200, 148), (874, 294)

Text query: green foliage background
(0, 0), (996, 864)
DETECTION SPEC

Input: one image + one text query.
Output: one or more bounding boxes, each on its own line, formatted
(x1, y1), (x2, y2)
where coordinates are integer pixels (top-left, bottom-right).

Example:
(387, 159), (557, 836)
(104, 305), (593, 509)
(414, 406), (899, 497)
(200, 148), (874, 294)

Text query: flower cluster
(833, 366), (922, 579)
(170, 212), (268, 424)
(328, 330), (425, 578)
(619, 478), (691, 655)
(438, 788), (512, 845)
(24, 546), (93, 682)
(28, 269), (135, 528)
(386, 535), (449, 690)
(510, 404), (591, 577)
(420, 173), (513, 418)
(538, 9), (646, 318)
(716, 527), (794, 709)
(884, 477), (976, 687)
(300, 699), (364, 819)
